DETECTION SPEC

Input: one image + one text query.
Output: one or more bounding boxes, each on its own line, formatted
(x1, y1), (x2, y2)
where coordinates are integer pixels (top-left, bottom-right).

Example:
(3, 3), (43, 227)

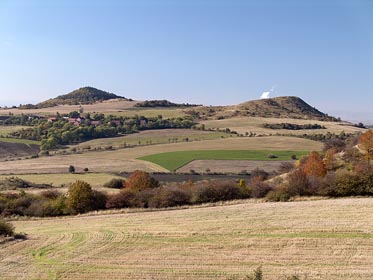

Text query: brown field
(177, 159), (293, 173)
(0, 100), (189, 119)
(0, 99), (137, 115)
(73, 129), (232, 150)
(1, 198), (372, 279)
(201, 117), (366, 136)
(0, 136), (322, 174)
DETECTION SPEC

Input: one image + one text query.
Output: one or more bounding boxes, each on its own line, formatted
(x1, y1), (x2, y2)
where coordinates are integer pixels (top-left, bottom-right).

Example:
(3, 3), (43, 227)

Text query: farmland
(201, 117), (366, 136)
(0, 136), (322, 174)
(139, 150), (307, 171)
(72, 129), (234, 150)
(1, 198), (372, 279)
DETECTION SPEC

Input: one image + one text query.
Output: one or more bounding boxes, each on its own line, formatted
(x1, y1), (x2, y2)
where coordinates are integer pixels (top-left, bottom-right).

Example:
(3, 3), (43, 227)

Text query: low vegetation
(263, 122), (326, 130)
(135, 99), (199, 108)
(0, 219), (14, 236)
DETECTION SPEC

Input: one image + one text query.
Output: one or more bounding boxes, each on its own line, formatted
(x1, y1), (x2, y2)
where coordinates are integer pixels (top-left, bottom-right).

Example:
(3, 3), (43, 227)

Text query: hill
(33, 87), (130, 108)
(237, 96), (337, 121)
(188, 96), (338, 121)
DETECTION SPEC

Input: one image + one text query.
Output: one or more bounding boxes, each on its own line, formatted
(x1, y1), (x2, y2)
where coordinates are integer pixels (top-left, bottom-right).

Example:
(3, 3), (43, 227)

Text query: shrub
(251, 168), (269, 180)
(267, 153), (278, 159)
(287, 169), (310, 196)
(148, 186), (191, 208)
(278, 162), (294, 173)
(266, 185), (291, 202)
(0, 219), (14, 236)
(65, 180), (94, 214)
(104, 178), (124, 189)
(191, 181), (244, 203)
(68, 165), (75, 174)
(125, 171), (160, 192)
(248, 176), (272, 198)
(301, 151), (326, 177)
(106, 189), (136, 209)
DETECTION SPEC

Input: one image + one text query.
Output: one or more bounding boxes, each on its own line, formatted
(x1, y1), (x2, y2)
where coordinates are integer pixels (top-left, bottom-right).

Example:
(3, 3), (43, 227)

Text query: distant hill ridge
(237, 96), (338, 121)
(34, 87), (130, 108)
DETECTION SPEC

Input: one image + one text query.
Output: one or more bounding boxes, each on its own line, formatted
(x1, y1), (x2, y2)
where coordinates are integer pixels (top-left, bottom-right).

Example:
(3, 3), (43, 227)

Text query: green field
(139, 150), (309, 171)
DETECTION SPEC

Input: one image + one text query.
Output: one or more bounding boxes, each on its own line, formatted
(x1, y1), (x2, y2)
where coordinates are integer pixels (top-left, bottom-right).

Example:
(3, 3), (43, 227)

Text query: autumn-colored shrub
(148, 186), (191, 208)
(248, 176), (273, 198)
(124, 171), (160, 192)
(191, 181), (244, 203)
(301, 151), (326, 177)
(106, 189), (136, 209)
(359, 130), (373, 162)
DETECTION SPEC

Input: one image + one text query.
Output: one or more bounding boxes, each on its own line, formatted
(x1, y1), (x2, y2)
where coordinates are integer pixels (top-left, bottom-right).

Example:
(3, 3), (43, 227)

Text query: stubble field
(1, 198), (372, 279)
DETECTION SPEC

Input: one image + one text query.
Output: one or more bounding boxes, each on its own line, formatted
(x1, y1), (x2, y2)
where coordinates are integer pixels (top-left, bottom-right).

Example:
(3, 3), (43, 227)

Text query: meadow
(1, 198), (372, 279)
(139, 150), (307, 171)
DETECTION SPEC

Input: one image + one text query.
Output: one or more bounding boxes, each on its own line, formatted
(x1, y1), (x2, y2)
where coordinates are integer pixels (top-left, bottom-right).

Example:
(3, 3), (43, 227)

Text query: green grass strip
(139, 150), (309, 171)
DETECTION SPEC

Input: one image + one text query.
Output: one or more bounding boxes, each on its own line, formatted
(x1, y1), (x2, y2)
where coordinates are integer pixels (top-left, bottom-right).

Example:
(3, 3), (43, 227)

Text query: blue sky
(0, 0), (372, 122)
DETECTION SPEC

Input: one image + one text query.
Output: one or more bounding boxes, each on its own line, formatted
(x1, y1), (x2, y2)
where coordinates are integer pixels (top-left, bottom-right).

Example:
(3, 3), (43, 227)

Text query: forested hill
(34, 87), (130, 108)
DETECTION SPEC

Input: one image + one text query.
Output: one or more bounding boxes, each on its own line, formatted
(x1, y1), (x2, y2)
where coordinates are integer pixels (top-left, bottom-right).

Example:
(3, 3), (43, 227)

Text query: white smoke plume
(260, 86), (276, 99)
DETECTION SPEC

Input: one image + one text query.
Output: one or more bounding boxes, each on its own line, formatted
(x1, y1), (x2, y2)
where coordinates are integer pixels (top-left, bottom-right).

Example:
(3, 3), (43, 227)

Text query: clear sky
(1, 0), (372, 122)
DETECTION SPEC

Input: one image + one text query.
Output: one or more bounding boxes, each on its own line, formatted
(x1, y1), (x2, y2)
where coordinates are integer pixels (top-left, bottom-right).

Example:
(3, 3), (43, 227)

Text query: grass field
(139, 150), (307, 171)
(202, 117), (366, 136)
(0, 136), (322, 174)
(1, 198), (372, 279)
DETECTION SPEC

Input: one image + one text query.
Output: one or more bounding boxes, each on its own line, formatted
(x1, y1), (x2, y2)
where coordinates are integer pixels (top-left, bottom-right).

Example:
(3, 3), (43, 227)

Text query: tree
(124, 170), (159, 192)
(68, 165), (75, 174)
(0, 219), (14, 236)
(66, 180), (94, 214)
(301, 151), (327, 177)
(359, 130), (373, 164)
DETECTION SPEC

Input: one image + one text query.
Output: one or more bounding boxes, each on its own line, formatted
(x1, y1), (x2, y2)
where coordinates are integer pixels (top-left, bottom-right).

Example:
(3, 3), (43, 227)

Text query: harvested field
(0, 136), (322, 174)
(1, 198), (372, 279)
(139, 150), (306, 171)
(202, 117), (366, 136)
(0, 102), (187, 119)
(178, 159), (293, 173)
(73, 129), (233, 150)
(0, 99), (138, 115)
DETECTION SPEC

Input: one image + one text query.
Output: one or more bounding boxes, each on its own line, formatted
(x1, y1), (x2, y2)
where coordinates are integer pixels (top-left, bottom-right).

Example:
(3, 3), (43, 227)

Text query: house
(90, 120), (101, 126)
(48, 117), (57, 122)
